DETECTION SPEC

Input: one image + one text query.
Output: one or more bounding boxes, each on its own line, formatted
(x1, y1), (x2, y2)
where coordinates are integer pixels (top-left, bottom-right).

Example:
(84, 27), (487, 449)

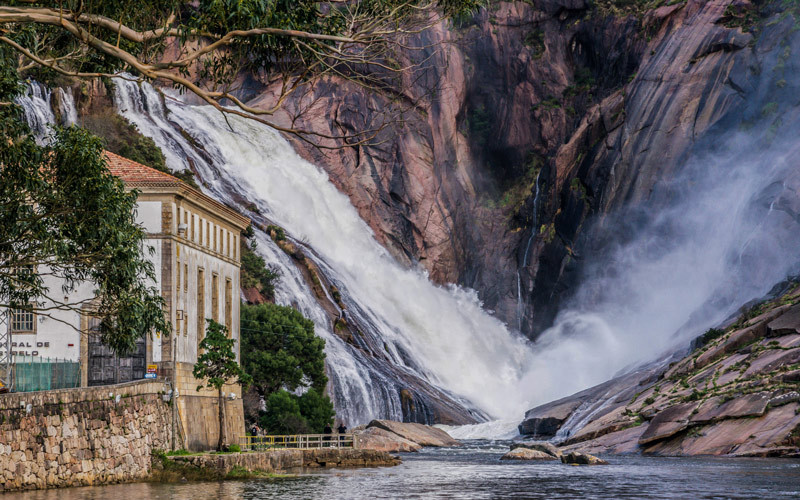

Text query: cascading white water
(109, 79), (800, 432)
(17, 82), (56, 143)
(17, 83), (78, 143)
(18, 77), (800, 438)
(112, 79), (534, 423)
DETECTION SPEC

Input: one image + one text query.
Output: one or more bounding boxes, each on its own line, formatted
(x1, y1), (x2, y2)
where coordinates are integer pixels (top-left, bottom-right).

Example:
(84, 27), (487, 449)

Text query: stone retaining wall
(0, 380), (173, 492)
(166, 448), (400, 475)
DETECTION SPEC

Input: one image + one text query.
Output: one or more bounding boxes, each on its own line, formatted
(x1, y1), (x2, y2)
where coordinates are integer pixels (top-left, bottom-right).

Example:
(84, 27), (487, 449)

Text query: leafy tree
(241, 303), (327, 396)
(0, 47), (169, 356)
(193, 319), (252, 451)
(241, 303), (335, 434)
(298, 388), (335, 432)
(260, 388), (334, 434)
(261, 390), (309, 435)
(0, 0), (484, 141)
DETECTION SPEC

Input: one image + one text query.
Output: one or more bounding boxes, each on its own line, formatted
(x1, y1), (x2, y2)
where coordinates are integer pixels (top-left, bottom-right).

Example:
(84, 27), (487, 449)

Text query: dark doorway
(87, 317), (146, 386)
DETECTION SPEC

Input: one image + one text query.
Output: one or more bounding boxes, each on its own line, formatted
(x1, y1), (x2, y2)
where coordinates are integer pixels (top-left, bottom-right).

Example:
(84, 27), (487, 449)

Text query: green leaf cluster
(1, 43), (169, 355)
(260, 388), (334, 434)
(241, 303), (327, 396)
(193, 320), (252, 390)
(240, 242), (280, 301)
(241, 303), (334, 433)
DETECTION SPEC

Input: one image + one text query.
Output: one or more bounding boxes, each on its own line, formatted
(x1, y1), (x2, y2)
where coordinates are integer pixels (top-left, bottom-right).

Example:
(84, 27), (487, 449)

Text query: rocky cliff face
(236, 0), (800, 338)
(518, 282), (800, 457)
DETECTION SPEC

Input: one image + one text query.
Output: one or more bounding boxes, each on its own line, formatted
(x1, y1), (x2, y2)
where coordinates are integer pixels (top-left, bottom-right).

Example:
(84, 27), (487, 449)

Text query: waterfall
(17, 77), (800, 436)
(16, 83), (77, 144)
(112, 79), (533, 424)
(516, 171), (541, 331)
(17, 82), (56, 144)
(109, 80), (800, 429)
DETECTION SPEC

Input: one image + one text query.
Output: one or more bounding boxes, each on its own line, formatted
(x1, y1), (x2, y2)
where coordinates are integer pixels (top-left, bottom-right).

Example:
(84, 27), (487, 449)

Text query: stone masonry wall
(0, 380), (173, 492)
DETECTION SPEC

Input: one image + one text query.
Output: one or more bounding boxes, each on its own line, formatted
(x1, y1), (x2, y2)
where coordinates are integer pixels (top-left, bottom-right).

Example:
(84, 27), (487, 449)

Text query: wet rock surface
(518, 284), (800, 457)
(500, 448), (559, 461)
(560, 451), (609, 466)
(353, 427), (422, 453)
(357, 420), (460, 450)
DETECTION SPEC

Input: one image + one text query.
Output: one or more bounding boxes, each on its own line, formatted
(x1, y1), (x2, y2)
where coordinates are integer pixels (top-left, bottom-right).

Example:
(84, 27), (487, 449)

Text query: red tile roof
(104, 150), (181, 186)
(103, 150), (250, 230)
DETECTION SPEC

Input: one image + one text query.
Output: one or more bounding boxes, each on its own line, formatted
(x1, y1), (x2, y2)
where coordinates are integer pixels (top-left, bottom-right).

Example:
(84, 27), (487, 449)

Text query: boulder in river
(501, 448), (558, 461)
(560, 451), (609, 466)
(510, 441), (563, 459)
(366, 420), (460, 447)
(354, 427), (422, 453)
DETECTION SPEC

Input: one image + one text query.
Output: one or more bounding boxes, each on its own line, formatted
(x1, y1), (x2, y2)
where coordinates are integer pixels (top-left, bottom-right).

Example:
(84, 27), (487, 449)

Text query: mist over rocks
(518, 283), (800, 457)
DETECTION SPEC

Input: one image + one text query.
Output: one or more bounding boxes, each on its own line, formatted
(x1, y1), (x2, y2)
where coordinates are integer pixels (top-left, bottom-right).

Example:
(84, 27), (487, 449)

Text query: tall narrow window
(183, 263), (188, 291)
(197, 268), (205, 352)
(11, 307), (35, 333)
(176, 255), (181, 292)
(211, 273), (219, 322)
(225, 278), (232, 338)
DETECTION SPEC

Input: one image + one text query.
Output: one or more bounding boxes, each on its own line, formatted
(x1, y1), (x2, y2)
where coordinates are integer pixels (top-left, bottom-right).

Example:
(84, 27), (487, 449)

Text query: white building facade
(6, 151), (249, 390)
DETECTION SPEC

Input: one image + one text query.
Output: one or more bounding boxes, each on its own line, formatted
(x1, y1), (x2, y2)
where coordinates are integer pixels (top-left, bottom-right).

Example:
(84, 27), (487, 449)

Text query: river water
(7, 442), (800, 499)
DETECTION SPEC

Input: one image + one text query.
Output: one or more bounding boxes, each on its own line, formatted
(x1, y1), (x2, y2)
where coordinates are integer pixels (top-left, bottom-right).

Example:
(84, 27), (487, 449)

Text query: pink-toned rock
(767, 304), (800, 336)
(366, 420), (459, 447)
(354, 427), (421, 453)
(645, 403), (800, 456)
(500, 448), (558, 461)
(690, 393), (770, 423)
(694, 325), (761, 370)
(638, 403), (698, 445)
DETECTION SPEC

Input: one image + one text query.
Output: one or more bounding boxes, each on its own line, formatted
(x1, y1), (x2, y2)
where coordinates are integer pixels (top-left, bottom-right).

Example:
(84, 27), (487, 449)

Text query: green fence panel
(14, 357), (81, 392)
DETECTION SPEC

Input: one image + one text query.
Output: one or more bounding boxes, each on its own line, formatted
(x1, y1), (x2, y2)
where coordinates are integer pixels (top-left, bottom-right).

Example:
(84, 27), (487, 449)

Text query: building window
(197, 268), (205, 353)
(184, 263), (188, 291)
(225, 278), (232, 338)
(176, 255), (181, 292)
(212, 273), (219, 322)
(11, 307), (35, 333)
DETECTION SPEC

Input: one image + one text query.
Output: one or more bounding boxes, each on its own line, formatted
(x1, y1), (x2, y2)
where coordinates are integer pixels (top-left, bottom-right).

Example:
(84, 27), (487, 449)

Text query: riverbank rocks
(511, 441), (563, 459)
(517, 283), (800, 458)
(354, 427), (422, 453)
(364, 420), (460, 448)
(501, 448), (558, 461)
(561, 451), (609, 466)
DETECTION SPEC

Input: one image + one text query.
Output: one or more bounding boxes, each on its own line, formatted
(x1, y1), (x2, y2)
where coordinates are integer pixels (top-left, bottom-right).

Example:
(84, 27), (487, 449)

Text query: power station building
(3, 151), (249, 448)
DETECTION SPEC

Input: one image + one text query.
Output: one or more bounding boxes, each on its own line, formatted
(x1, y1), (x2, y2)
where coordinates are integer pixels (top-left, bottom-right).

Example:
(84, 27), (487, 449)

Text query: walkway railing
(240, 433), (356, 451)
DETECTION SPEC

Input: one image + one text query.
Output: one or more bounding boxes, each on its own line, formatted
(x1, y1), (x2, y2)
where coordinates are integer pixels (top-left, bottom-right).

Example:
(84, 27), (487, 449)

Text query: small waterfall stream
(516, 171), (541, 331)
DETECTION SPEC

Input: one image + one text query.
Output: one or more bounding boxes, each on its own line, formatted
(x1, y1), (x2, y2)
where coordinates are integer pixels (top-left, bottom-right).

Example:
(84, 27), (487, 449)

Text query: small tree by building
(193, 320), (251, 451)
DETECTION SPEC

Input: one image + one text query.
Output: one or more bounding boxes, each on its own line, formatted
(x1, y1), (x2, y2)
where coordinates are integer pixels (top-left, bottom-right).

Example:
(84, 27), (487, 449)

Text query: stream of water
(4, 444), (799, 499)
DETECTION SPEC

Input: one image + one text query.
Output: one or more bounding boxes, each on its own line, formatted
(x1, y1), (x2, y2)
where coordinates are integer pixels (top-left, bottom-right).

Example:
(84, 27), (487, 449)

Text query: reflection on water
(7, 442), (800, 499)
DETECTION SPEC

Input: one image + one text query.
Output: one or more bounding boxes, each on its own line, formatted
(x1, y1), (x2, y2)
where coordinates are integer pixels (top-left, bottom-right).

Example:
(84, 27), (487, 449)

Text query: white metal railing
(240, 433), (356, 451)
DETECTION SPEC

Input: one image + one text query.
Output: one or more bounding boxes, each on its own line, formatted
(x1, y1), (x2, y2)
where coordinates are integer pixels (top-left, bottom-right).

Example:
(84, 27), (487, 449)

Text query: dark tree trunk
(218, 385), (226, 451)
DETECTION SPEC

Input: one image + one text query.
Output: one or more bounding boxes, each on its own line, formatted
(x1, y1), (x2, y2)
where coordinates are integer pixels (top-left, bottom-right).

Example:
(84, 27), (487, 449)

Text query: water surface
(8, 442), (800, 499)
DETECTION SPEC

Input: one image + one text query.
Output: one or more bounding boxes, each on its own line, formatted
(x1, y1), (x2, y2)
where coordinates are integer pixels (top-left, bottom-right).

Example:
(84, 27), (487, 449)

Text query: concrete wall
(0, 380), (173, 492)
(173, 362), (245, 451)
